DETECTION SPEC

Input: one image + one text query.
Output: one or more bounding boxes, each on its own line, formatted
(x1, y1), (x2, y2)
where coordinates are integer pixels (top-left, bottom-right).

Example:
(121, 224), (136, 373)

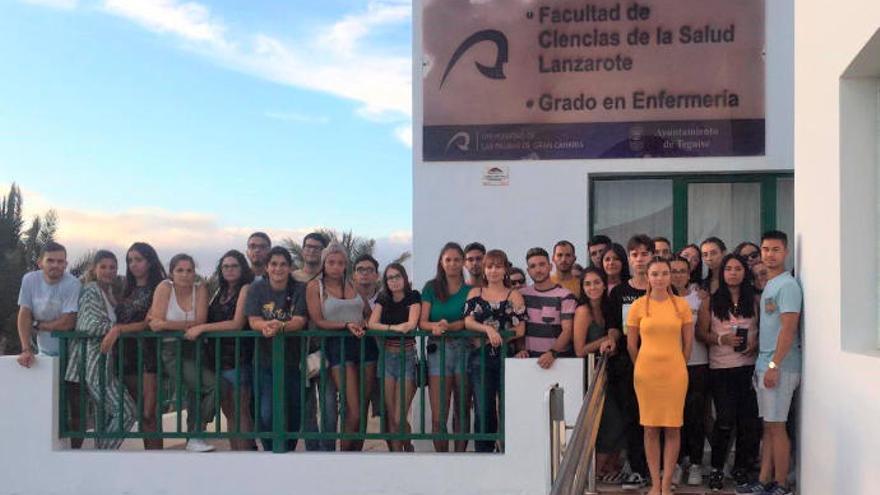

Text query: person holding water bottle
(696, 253), (760, 490)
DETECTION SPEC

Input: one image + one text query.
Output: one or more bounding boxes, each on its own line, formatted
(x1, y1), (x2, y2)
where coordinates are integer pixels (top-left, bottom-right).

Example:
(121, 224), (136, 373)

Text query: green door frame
(589, 172), (794, 251)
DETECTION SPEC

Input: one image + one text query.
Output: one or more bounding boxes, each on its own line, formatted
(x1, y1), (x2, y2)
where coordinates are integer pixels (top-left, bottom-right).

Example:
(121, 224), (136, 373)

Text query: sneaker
(732, 468), (750, 486)
(185, 438), (215, 452)
(601, 469), (626, 484)
(708, 469), (724, 491)
(736, 480), (766, 494)
(671, 464), (683, 487)
(760, 484), (792, 495)
(687, 464), (704, 486)
(621, 472), (648, 491)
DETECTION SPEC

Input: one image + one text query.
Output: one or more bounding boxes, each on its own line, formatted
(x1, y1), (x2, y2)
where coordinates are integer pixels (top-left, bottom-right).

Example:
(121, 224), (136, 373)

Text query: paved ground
(595, 485), (736, 494)
(114, 410), (390, 452)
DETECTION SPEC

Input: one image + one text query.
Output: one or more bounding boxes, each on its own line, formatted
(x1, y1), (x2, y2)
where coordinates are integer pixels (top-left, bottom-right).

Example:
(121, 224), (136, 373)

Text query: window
(592, 179), (673, 244)
(839, 28), (880, 354)
(590, 173), (793, 254)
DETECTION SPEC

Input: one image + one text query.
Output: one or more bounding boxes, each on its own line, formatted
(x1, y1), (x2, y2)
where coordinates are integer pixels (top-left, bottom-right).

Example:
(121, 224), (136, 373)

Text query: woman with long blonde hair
(626, 256), (695, 495)
(306, 242), (369, 451)
(65, 250), (137, 449)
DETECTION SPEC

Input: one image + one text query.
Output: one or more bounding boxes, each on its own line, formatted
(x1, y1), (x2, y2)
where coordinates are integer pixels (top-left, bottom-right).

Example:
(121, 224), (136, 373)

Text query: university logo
(628, 126), (645, 152)
(439, 29), (509, 89)
(445, 131), (471, 152)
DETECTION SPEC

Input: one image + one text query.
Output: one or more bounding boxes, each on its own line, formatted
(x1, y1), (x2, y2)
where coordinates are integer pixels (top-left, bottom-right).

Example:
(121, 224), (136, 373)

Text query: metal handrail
(52, 329), (514, 451)
(550, 354), (608, 495)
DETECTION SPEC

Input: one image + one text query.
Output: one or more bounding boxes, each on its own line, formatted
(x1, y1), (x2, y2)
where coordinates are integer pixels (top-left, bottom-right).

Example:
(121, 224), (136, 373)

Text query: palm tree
(281, 228), (411, 271)
(68, 249), (96, 279)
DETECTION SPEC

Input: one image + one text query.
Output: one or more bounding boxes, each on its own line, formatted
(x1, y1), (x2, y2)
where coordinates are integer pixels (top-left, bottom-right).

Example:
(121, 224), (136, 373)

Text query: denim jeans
(257, 365), (302, 451)
(304, 376), (338, 451)
(468, 348), (501, 453)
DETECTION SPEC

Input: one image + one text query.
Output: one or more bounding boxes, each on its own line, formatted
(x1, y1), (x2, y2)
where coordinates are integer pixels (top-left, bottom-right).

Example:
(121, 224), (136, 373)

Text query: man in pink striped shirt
(516, 247), (576, 369)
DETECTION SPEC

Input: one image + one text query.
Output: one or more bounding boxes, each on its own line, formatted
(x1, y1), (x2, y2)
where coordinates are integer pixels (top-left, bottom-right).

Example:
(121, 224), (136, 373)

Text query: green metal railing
(54, 330), (511, 452)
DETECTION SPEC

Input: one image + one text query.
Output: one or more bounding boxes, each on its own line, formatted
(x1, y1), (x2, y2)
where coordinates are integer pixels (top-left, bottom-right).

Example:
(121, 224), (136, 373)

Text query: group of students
(574, 232), (801, 495)
(14, 230), (802, 495)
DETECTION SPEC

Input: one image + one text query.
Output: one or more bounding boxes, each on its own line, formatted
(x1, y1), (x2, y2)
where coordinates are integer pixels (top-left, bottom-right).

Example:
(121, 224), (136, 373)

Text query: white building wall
(412, 0), (794, 285)
(795, 1), (880, 493)
(0, 356), (583, 495)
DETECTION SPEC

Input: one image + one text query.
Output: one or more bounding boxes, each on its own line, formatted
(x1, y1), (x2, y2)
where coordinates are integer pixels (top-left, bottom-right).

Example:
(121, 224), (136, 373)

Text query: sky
(1, 0), (413, 272)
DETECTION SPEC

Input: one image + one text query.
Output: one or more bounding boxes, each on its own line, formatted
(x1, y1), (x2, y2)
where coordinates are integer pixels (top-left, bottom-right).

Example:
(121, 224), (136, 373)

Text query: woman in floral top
(463, 249), (526, 453)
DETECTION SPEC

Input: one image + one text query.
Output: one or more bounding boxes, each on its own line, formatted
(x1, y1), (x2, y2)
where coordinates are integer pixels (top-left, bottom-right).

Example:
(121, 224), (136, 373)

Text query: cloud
(21, 0), (414, 146)
(20, 0), (78, 9)
(99, 0), (412, 122)
(264, 111), (330, 125)
(1, 182), (412, 275)
(103, 0), (227, 44)
(394, 124), (412, 148)
(320, 0), (411, 56)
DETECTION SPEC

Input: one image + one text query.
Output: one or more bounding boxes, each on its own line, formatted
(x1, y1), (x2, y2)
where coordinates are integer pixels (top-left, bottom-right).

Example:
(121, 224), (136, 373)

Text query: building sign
(422, 0), (765, 161)
(482, 165), (510, 186)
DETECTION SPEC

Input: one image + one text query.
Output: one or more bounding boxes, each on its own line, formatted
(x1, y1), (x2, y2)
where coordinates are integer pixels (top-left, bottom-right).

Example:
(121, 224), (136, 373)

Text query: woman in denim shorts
(367, 263), (422, 451)
(419, 242), (472, 452)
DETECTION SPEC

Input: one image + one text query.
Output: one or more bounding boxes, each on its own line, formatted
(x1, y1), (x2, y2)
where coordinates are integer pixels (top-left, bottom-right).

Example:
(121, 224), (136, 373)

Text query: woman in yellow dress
(626, 257), (694, 495)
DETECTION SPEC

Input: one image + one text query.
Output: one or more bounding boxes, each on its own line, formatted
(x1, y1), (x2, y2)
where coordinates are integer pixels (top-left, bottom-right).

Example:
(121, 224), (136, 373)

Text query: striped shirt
(520, 284), (577, 354)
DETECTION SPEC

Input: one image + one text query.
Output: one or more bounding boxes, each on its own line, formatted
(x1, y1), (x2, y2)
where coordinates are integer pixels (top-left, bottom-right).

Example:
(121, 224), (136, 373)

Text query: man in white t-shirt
(16, 241), (83, 448)
(16, 242), (80, 365)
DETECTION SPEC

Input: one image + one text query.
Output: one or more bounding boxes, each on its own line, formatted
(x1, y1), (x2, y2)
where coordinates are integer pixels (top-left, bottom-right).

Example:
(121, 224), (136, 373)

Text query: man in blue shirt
(739, 231), (801, 495)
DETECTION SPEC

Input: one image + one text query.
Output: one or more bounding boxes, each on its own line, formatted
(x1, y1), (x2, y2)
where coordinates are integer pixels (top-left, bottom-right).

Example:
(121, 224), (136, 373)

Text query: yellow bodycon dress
(626, 295), (692, 427)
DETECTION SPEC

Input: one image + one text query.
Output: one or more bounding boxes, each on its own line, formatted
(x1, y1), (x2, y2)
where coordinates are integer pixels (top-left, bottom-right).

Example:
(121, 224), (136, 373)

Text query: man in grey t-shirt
(16, 241), (84, 449)
(17, 242), (80, 367)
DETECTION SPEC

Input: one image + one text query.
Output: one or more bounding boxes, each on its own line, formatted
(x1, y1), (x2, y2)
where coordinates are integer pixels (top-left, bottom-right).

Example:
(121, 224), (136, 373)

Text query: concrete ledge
(0, 356), (582, 495)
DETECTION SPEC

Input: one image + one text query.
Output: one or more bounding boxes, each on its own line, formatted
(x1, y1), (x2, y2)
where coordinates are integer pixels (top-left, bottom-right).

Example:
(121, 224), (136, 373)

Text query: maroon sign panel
(422, 0), (766, 161)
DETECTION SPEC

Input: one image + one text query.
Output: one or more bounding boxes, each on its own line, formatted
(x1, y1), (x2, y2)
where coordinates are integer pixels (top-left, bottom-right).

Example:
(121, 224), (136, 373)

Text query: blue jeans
(257, 365), (302, 451)
(468, 348), (501, 453)
(304, 377), (338, 451)
(220, 364), (253, 387)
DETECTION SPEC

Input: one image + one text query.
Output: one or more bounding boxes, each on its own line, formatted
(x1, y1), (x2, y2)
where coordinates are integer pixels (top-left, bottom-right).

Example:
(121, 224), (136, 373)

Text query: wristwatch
(549, 349), (559, 358)
(768, 360), (778, 370)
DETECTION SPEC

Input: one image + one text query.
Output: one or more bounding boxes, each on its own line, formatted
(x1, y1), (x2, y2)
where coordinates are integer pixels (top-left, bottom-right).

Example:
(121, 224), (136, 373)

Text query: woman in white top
(306, 243), (369, 452)
(670, 256), (710, 486)
(148, 253), (215, 452)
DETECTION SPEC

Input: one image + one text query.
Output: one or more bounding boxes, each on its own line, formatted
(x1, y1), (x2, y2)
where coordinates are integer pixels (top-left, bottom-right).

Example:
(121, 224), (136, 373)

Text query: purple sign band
(423, 119), (764, 161)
